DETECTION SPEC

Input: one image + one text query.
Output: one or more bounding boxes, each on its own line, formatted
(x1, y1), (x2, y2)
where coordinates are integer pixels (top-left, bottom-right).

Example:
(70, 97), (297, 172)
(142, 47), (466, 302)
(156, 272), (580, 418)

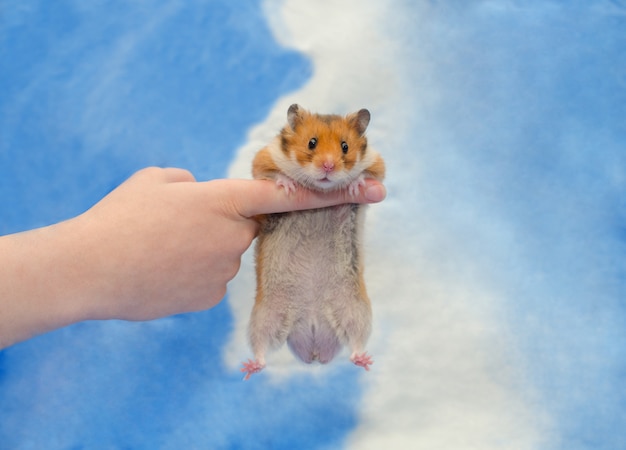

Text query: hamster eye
(308, 137), (317, 150)
(341, 141), (349, 154)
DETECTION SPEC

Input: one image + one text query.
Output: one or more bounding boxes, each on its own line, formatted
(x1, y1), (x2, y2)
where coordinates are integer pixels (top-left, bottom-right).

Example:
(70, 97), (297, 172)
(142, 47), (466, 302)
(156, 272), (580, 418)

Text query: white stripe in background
(226, 1), (552, 448)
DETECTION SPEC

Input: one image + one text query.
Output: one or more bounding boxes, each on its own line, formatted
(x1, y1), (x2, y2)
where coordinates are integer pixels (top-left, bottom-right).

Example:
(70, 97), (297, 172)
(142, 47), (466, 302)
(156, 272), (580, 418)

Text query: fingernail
(364, 184), (386, 203)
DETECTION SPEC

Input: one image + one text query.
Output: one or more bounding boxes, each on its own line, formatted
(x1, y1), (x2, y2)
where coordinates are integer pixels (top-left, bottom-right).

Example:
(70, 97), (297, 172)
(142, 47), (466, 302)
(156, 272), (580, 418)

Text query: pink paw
(351, 352), (373, 371)
(347, 175), (366, 197)
(241, 359), (265, 381)
(275, 174), (298, 195)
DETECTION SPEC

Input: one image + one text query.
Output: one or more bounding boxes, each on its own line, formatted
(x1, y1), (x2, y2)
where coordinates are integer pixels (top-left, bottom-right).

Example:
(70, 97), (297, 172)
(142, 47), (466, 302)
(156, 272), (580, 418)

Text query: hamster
(241, 104), (385, 380)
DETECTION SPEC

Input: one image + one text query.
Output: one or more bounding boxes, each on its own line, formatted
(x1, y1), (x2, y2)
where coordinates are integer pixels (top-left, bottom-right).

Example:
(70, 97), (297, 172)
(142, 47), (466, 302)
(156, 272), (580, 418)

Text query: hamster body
(241, 104), (385, 380)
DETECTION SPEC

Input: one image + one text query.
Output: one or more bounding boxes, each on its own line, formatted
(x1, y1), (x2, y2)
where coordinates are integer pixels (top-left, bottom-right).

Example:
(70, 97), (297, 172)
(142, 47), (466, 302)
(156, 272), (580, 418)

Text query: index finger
(221, 178), (387, 218)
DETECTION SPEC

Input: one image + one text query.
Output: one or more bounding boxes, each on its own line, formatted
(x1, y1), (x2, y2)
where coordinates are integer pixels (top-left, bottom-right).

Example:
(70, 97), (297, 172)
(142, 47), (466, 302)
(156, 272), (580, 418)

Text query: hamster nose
(322, 160), (335, 173)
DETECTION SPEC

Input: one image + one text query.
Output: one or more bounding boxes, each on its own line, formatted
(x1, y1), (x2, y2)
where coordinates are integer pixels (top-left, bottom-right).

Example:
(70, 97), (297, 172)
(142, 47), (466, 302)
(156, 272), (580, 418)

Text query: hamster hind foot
(241, 359), (265, 381)
(351, 351), (374, 371)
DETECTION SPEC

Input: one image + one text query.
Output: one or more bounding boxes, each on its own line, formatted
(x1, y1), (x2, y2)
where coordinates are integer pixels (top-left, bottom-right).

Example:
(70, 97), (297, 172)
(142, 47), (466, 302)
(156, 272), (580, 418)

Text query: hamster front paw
(275, 173), (298, 195)
(350, 352), (373, 371)
(241, 359), (266, 380)
(347, 174), (366, 197)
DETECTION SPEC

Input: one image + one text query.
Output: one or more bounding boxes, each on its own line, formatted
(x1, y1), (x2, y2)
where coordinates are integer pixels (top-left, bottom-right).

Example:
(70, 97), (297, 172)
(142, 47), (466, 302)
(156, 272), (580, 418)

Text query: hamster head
(278, 104), (372, 192)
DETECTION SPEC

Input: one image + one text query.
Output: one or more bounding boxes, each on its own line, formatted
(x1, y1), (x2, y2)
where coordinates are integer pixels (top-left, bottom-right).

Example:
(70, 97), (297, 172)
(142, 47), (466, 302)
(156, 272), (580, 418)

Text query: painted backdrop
(1, 1), (625, 449)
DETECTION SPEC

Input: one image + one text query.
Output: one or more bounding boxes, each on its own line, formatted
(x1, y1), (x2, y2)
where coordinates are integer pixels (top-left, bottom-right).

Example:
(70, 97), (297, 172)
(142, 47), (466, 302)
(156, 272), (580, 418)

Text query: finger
(221, 178), (387, 218)
(158, 167), (197, 183)
(132, 167), (197, 183)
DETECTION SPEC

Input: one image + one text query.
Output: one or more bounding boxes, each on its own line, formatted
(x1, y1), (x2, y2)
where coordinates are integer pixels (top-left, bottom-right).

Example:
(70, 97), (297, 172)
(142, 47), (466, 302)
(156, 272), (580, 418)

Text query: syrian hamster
(241, 104), (385, 380)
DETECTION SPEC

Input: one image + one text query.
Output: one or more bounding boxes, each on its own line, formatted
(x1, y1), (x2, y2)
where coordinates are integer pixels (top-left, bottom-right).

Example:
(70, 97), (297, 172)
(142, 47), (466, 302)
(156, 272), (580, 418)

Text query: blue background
(1, 1), (626, 449)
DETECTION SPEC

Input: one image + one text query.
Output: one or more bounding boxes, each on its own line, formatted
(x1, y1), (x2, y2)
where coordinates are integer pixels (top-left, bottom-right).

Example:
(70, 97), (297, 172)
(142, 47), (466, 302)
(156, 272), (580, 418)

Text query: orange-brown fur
(363, 155), (385, 180)
(280, 111), (368, 172)
(251, 147), (279, 180)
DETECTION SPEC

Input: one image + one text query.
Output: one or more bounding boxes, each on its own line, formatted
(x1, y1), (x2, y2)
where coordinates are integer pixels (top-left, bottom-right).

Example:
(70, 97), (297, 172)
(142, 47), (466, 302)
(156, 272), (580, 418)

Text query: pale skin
(0, 167), (386, 349)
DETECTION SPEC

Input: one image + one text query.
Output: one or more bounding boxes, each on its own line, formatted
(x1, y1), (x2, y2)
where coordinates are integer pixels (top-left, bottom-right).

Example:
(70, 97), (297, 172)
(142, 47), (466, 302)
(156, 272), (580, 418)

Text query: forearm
(0, 218), (96, 348)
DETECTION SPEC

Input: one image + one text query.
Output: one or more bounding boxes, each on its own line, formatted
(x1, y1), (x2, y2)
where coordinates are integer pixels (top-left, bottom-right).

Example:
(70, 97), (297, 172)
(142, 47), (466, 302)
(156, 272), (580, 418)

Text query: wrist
(0, 217), (100, 347)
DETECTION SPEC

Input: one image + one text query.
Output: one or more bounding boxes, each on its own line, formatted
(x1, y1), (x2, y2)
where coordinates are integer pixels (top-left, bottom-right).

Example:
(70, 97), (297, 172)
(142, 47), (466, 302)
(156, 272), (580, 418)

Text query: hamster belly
(257, 204), (363, 363)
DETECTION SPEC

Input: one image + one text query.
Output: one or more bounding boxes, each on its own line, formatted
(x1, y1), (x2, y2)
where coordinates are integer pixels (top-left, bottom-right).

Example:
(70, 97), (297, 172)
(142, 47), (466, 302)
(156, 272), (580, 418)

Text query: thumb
(220, 179), (386, 218)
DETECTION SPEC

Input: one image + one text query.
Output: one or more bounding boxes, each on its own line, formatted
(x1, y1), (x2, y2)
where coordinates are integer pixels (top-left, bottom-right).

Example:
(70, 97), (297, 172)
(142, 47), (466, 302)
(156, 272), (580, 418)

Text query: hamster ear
(287, 104), (303, 130)
(349, 108), (370, 135)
